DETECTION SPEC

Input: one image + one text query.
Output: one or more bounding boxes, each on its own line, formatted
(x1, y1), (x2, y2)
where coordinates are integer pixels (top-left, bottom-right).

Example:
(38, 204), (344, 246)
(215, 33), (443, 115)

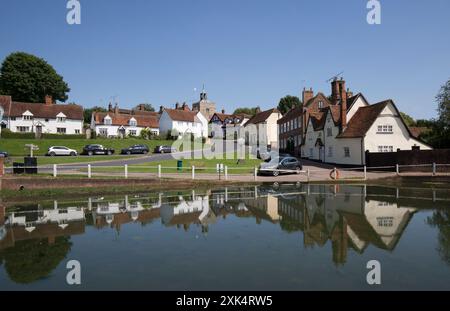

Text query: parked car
(258, 156), (303, 176)
(46, 146), (78, 156)
(0, 151), (8, 158)
(81, 144), (115, 156)
(121, 144), (150, 155)
(260, 151), (291, 162)
(154, 145), (177, 154)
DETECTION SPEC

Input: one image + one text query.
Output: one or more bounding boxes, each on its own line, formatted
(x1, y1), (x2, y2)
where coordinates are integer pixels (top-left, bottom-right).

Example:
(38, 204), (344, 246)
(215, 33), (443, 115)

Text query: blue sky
(1, 0), (449, 119)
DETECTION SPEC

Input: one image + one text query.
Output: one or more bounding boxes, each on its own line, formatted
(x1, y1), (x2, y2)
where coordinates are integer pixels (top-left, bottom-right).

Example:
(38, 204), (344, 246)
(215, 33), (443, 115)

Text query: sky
(1, 0), (449, 119)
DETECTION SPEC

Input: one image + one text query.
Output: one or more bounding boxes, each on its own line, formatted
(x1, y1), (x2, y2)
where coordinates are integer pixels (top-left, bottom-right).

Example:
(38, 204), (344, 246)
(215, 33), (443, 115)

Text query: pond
(0, 183), (449, 290)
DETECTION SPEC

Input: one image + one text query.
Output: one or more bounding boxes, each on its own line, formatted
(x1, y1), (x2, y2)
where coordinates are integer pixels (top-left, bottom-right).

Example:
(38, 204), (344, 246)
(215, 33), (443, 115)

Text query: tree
(135, 103), (155, 112)
(278, 95), (301, 114)
(400, 112), (416, 127)
(436, 78), (450, 128)
(427, 209), (450, 266)
(233, 107), (260, 116)
(84, 106), (107, 124)
(0, 52), (70, 103)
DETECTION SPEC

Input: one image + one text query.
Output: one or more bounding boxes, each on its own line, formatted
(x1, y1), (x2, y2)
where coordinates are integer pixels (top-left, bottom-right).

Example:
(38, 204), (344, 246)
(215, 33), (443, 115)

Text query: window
(318, 101), (324, 109)
(57, 117), (66, 122)
(99, 128), (108, 136)
(129, 130), (137, 136)
(377, 124), (393, 133)
(129, 120), (137, 127)
(57, 128), (66, 134)
(344, 147), (350, 157)
(16, 126), (30, 132)
(45, 119), (49, 122)
(378, 145), (394, 153)
(75, 129), (80, 134)
(328, 146), (333, 157)
(10, 117), (16, 121)
(327, 128), (332, 137)
(104, 118), (112, 125)
(377, 217), (394, 227)
(23, 115), (33, 121)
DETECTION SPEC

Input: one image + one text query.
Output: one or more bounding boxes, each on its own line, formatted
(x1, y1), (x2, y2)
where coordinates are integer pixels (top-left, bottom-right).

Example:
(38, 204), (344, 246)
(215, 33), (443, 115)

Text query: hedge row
(0, 129), (85, 139)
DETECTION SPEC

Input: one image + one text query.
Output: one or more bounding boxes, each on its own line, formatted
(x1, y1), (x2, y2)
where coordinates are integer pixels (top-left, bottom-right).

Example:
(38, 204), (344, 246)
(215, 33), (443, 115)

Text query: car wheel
(107, 151), (112, 155)
(70, 152), (76, 156)
(127, 151), (131, 155)
(88, 151), (93, 156)
(49, 152), (56, 157)
(143, 150), (148, 154)
(161, 150), (164, 154)
(272, 170), (279, 177)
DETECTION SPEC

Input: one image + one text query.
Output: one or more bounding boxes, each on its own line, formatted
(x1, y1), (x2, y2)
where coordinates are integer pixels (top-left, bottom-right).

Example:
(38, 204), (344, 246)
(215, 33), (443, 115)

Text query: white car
(47, 146), (78, 156)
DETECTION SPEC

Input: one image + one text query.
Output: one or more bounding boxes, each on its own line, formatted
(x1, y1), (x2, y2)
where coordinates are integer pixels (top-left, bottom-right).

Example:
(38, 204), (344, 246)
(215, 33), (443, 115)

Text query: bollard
(334, 167), (337, 180)
(225, 165), (228, 180)
(158, 164), (161, 178)
(192, 166), (195, 180)
(396, 164), (399, 175)
(88, 164), (91, 178)
(124, 164), (128, 179)
(432, 163), (436, 176)
(364, 166), (367, 180)
(53, 164), (57, 178)
(307, 168), (310, 182)
(254, 166), (257, 181)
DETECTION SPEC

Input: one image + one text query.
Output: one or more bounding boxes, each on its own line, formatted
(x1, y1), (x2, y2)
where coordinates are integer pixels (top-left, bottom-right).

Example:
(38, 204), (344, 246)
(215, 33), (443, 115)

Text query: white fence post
(88, 164), (91, 178)
(53, 164), (57, 177)
(307, 168), (310, 182)
(192, 166), (195, 180)
(124, 164), (128, 179)
(254, 166), (257, 181)
(334, 167), (337, 180)
(225, 165), (228, 180)
(396, 164), (399, 175)
(433, 163), (436, 176)
(158, 164), (161, 178)
(364, 166), (367, 180)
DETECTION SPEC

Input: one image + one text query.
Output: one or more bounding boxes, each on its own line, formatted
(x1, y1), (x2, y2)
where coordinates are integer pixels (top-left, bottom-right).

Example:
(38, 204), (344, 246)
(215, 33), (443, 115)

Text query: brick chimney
(138, 104), (145, 111)
(181, 102), (190, 111)
(159, 106), (164, 113)
(255, 107), (261, 114)
(331, 78), (341, 105)
(175, 102), (180, 110)
(108, 102), (113, 112)
(222, 109), (225, 114)
(45, 95), (53, 105)
(302, 87), (314, 104)
(114, 103), (119, 114)
(346, 88), (353, 98)
(339, 79), (347, 132)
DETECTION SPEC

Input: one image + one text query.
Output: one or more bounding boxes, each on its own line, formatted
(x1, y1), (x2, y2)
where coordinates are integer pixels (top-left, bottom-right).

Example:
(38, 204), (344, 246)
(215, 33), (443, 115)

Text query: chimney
(331, 78), (341, 105)
(182, 102), (190, 111)
(114, 103), (119, 114)
(108, 102), (113, 112)
(175, 102), (180, 110)
(45, 95), (53, 105)
(138, 104), (145, 111)
(159, 106), (164, 113)
(222, 109), (225, 114)
(339, 80), (347, 132)
(255, 107), (261, 114)
(346, 88), (353, 98)
(302, 87), (314, 104)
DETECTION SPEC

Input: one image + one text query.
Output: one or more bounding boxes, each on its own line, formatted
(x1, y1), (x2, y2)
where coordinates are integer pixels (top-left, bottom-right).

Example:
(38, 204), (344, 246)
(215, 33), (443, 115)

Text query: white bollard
(307, 168), (310, 182)
(254, 166), (257, 181)
(433, 163), (436, 176)
(364, 166), (367, 180)
(192, 166), (195, 179)
(396, 164), (399, 175)
(88, 164), (91, 178)
(124, 164), (128, 179)
(53, 164), (57, 178)
(225, 166), (228, 180)
(158, 164), (161, 178)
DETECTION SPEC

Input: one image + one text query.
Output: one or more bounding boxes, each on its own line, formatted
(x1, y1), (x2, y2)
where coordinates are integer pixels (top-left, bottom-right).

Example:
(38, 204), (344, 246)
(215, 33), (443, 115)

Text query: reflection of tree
(279, 217), (302, 233)
(0, 237), (72, 284)
(427, 210), (450, 265)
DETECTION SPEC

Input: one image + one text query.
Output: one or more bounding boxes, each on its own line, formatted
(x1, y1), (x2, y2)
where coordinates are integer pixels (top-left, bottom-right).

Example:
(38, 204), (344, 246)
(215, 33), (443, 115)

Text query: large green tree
(135, 103), (155, 112)
(233, 107), (260, 116)
(436, 78), (450, 127)
(84, 106), (107, 124)
(400, 112), (416, 127)
(0, 52), (70, 103)
(277, 95), (301, 114)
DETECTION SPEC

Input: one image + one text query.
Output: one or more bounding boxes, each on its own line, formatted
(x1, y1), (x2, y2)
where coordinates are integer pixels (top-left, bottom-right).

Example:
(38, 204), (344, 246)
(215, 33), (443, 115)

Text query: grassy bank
(0, 137), (175, 156)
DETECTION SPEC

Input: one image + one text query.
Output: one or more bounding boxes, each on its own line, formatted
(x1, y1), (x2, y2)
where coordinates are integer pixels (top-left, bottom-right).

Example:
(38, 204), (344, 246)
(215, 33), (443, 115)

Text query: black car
(258, 156), (303, 176)
(81, 144), (115, 156)
(121, 144), (150, 155)
(154, 145), (176, 153)
(0, 151), (8, 158)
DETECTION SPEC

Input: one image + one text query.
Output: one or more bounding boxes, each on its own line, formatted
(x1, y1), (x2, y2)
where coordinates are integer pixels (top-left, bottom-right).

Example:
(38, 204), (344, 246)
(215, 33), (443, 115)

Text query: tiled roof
(336, 100), (390, 138)
(212, 112), (234, 122)
(0, 95), (83, 120)
(164, 108), (200, 122)
(244, 108), (280, 126)
(277, 106), (303, 123)
(93, 112), (159, 128)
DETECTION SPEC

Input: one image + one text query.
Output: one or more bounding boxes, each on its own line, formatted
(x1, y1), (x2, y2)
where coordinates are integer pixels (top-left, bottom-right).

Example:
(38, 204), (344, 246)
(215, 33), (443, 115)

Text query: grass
(0, 137), (176, 156)
(6, 155), (138, 166)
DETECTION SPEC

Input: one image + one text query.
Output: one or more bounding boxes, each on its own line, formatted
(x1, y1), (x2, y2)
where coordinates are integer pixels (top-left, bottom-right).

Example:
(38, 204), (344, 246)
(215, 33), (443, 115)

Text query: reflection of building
(242, 192), (280, 224)
(0, 204), (85, 250)
(160, 195), (210, 230)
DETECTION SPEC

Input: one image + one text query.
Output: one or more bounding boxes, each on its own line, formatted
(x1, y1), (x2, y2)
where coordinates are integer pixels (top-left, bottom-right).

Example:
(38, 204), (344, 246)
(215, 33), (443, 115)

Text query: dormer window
(56, 112), (67, 123)
(104, 115), (112, 125)
(23, 115), (33, 121)
(22, 110), (33, 121)
(129, 118), (137, 127)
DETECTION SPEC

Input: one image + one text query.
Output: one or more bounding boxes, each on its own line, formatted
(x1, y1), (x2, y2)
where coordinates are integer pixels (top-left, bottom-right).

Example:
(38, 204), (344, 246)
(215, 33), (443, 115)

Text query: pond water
(0, 183), (449, 290)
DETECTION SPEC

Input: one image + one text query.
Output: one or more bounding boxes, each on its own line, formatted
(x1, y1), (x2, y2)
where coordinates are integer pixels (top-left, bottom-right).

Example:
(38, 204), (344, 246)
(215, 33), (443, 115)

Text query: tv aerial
(326, 71), (344, 83)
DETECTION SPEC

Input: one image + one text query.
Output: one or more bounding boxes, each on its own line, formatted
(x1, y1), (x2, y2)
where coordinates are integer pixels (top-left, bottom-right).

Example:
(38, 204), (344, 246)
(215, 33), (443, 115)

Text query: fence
(3, 162), (449, 182)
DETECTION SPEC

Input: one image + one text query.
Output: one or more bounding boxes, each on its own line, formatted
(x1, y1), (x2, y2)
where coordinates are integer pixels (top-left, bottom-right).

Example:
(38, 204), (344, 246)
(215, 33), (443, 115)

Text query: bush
(42, 133), (85, 139)
(0, 129), (35, 139)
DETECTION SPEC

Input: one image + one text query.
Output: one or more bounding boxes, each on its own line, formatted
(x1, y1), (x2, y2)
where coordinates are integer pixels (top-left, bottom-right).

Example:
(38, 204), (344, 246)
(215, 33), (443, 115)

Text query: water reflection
(0, 184), (449, 285)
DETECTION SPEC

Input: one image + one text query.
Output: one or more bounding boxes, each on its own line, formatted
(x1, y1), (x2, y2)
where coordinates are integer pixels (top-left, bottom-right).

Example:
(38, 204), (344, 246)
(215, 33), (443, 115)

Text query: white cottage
(0, 95), (83, 135)
(159, 108), (208, 139)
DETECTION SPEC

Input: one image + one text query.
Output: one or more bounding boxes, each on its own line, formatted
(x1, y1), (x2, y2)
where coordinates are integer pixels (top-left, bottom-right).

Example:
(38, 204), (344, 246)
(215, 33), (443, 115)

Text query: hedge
(0, 129), (85, 139)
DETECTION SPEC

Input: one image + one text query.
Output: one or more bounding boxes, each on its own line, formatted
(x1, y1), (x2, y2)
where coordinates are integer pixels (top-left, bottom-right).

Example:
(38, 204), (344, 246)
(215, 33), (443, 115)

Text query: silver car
(47, 146), (78, 156)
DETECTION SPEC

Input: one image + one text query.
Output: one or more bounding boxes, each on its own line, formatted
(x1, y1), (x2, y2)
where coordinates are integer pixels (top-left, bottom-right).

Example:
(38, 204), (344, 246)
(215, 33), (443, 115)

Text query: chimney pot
(159, 106), (164, 113)
(45, 95), (53, 105)
(222, 109), (225, 114)
(175, 102), (180, 109)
